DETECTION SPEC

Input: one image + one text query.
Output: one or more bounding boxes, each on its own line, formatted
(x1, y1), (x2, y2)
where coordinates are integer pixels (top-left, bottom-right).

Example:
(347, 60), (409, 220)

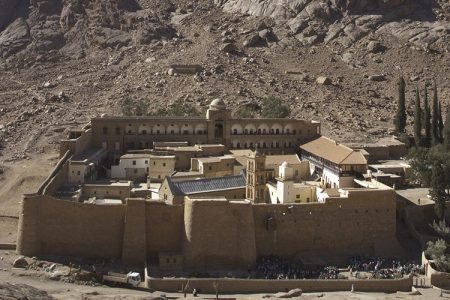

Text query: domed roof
(209, 98), (227, 110)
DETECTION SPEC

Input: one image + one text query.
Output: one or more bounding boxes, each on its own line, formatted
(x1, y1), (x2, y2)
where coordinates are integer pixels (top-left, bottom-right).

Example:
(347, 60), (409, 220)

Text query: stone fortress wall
(18, 189), (397, 269)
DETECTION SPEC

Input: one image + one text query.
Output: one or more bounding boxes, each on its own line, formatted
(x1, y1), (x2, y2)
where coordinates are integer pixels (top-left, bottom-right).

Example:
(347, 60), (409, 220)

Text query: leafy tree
(261, 97), (290, 118)
(119, 97), (149, 116)
(407, 145), (450, 194)
(120, 96), (134, 116)
(423, 87), (431, 147)
(394, 77), (407, 133)
(154, 99), (202, 117)
(235, 106), (256, 118)
(414, 88), (422, 147)
(431, 219), (450, 239)
(425, 239), (450, 273)
(431, 162), (447, 220)
(407, 147), (432, 186)
(444, 108), (450, 150)
(432, 83), (440, 145)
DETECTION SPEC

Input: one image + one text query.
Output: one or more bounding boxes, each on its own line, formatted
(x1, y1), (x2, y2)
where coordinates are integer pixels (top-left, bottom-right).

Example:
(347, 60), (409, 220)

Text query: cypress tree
(431, 162), (447, 221)
(444, 109), (450, 150)
(438, 101), (444, 142)
(414, 88), (422, 147)
(423, 87), (431, 147)
(395, 77), (407, 133)
(432, 82), (440, 145)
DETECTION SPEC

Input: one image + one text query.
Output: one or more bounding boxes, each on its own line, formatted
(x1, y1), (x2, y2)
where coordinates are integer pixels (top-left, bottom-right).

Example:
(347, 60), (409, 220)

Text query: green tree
(235, 106), (256, 118)
(120, 96), (134, 116)
(414, 88), (422, 147)
(154, 99), (202, 117)
(261, 97), (290, 118)
(432, 83), (440, 145)
(444, 108), (450, 150)
(394, 77), (407, 133)
(438, 102), (444, 142)
(431, 162), (447, 220)
(407, 147), (432, 186)
(425, 239), (450, 273)
(423, 87), (431, 147)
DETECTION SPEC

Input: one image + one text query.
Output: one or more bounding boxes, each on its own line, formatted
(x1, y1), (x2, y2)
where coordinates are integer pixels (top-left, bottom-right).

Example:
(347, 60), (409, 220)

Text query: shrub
(235, 106), (256, 118)
(261, 97), (290, 118)
(153, 99), (202, 117)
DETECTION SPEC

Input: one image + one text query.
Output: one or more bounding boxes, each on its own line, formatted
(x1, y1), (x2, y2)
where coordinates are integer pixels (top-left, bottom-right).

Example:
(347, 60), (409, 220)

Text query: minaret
(246, 146), (267, 203)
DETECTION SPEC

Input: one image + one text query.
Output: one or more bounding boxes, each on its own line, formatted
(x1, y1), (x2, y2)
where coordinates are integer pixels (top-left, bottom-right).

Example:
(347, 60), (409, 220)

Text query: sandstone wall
(60, 128), (93, 157)
(145, 201), (184, 264)
(18, 194), (126, 259)
(183, 199), (257, 270)
(252, 190), (396, 262)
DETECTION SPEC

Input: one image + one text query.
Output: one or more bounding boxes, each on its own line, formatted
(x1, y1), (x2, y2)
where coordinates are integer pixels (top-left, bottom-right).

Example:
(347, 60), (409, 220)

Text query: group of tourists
(253, 255), (424, 280)
(349, 256), (424, 279)
(255, 255), (341, 280)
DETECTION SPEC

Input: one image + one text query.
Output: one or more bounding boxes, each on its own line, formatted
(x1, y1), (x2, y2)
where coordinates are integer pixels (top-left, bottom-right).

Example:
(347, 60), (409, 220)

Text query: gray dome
(209, 98), (227, 110)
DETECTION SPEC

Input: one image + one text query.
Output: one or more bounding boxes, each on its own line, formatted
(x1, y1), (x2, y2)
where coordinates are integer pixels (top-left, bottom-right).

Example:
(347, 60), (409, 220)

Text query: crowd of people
(253, 255), (424, 280)
(255, 255), (318, 279)
(349, 256), (424, 279)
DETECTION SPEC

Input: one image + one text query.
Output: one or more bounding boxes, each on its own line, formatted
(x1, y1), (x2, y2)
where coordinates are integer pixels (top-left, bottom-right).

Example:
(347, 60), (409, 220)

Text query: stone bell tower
(246, 147), (267, 203)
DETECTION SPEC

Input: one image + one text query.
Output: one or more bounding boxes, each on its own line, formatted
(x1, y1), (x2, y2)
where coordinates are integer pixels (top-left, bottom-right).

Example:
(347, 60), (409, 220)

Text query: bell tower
(246, 147), (267, 203)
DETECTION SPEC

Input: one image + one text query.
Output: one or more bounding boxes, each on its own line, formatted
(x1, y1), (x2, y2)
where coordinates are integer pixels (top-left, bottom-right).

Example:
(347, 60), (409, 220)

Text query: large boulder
(0, 17), (30, 58)
(13, 256), (29, 268)
(0, 283), (54, 299)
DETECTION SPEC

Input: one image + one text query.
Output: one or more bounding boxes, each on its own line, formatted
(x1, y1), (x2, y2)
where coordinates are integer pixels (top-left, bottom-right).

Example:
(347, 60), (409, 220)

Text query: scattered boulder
(43, 81), (57, 88)
(367, 41), (386, 53)
(368, 74), (386, 81)
(243, 34), (262, 47)
(0, 283), (54, 300)
(221, 43), (238, 53)
(0, 17), (31, 58)
(276, 288), (303, 298)
(167, 68), (175, 76)
(13, 256), (29, 268)
(316, 76), (332, 85)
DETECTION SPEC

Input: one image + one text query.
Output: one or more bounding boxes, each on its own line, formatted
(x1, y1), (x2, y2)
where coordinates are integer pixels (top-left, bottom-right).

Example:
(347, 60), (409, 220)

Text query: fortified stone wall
(38, 151), (71, 196)
(60, 128), (93, 157)
(18, 195), (126, 259)
(252, 189), (396, 262)
(145, 201), (184, 264)
(183, 198), (256, 271)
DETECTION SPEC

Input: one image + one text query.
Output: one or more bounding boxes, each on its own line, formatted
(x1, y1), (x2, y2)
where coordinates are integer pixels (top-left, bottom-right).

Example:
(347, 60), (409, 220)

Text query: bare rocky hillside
(0, 0), (449, 162)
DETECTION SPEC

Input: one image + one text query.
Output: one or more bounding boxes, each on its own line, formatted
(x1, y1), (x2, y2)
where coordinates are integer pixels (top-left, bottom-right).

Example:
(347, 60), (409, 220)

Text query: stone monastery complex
(18, 99), (406, 270)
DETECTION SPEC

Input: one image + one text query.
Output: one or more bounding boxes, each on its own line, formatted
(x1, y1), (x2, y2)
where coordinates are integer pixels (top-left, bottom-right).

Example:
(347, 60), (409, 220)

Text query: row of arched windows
(232, 141), (293, 149)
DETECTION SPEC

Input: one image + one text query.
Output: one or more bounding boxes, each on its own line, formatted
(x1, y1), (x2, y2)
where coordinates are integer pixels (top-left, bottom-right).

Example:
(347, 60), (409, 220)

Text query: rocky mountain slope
(0, 0), (449, 162)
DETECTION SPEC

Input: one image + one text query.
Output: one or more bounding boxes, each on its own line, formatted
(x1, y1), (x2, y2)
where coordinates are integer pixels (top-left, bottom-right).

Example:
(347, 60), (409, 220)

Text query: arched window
(233, 129), (237, 134)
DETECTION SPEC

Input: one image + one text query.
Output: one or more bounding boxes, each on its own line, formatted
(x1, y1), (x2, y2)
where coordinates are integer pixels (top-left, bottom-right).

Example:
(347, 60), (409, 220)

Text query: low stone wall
(0, 243), (16, 250)
(422, 252), (450, 288)
(146, 276), (413, 294)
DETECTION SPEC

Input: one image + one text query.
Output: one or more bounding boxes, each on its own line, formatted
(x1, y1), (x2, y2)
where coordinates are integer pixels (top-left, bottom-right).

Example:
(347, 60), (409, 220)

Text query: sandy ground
(0, 268), (449, 299)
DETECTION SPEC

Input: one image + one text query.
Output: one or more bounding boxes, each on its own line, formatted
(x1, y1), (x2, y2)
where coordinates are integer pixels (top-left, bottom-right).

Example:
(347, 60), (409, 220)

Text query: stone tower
(246, 147), (267, 203)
